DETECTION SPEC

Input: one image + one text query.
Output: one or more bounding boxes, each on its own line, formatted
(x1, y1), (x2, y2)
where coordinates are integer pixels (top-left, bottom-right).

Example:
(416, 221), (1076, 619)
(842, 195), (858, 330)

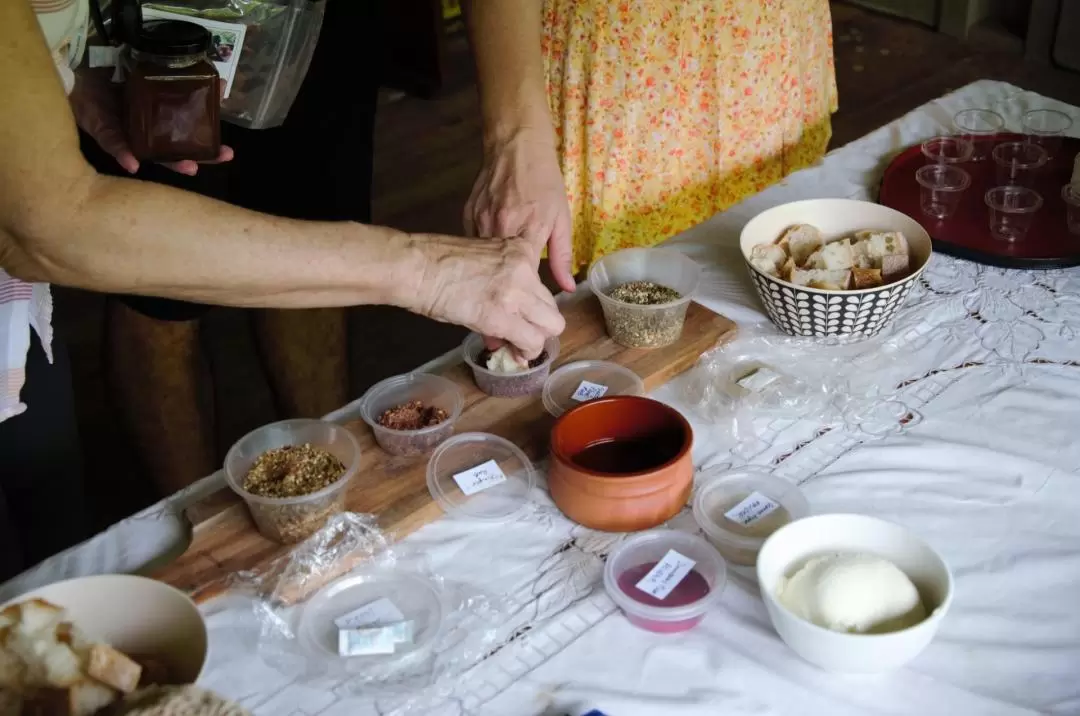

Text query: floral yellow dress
(541, 0), (838, 273)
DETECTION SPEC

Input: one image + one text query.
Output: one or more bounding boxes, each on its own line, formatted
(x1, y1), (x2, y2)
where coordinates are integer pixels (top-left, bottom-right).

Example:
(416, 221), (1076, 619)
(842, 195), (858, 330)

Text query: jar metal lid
(131, 19), (211, 56)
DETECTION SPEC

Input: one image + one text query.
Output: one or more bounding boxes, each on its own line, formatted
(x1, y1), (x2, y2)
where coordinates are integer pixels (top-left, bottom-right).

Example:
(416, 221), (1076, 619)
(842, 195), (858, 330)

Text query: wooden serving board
(151, 298), (736, 602)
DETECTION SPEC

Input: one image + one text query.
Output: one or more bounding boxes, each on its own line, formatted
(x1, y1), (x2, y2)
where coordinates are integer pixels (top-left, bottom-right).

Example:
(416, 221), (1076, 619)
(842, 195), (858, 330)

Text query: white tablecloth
(4, 80), (1080, 716)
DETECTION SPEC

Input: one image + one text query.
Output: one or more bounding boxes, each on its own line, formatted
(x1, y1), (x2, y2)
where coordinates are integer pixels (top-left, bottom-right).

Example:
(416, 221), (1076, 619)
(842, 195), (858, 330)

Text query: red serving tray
(879, 133), (1080, 269)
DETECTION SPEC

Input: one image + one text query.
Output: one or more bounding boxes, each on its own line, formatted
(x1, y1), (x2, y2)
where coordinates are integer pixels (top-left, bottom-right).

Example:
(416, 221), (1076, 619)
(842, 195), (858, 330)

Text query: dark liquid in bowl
(571, 430), (683, 474)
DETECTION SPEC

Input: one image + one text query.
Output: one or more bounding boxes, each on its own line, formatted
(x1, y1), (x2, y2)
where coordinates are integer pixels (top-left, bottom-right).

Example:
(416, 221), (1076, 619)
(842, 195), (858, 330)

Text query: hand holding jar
(70, 21), (234, 177)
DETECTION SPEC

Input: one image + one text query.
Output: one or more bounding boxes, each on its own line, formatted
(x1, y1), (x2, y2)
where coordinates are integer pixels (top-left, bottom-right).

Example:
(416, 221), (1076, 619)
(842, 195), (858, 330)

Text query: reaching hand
(70, 67), (233, 176)
(414, 235), (565, 359)
(465, 129), (576, 294)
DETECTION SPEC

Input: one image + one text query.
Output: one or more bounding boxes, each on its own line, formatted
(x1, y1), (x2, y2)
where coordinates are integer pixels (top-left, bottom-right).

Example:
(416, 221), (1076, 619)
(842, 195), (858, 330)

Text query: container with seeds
(224, 419), (360, 544)
(588, 248), (702, 348)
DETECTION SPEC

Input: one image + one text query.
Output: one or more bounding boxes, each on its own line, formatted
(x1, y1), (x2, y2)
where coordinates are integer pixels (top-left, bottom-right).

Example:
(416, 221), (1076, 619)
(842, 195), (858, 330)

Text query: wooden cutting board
(151, 298), (736, 601)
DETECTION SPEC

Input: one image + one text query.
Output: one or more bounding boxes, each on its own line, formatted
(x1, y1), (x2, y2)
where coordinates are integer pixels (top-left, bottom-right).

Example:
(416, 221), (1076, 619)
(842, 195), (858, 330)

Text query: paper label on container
(139, 8), (246, 99)
(634, 549), (696, 600)
(334, 597), (406, 629)
(452, 459), (507, 496)
(735, 366), (782, 393)
(337, 622), (414, 656)
(724, 491), (781, 527)
(571, 380), (609, 402)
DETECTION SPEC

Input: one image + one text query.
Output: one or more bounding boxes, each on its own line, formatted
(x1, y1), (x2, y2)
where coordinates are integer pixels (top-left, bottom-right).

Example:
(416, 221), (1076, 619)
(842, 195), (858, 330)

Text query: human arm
(0, 0), (562, 355)
(462, 0), (575, 292)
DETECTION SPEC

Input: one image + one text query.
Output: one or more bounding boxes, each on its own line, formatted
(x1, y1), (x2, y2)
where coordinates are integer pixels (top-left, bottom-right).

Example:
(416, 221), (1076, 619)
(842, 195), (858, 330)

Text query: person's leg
(224, 0), (380, 419)
(105, 299), (216, 495)
(252, 308), (348, 418)
(0, 334), (87, 581)
(80, 133), (224, 495)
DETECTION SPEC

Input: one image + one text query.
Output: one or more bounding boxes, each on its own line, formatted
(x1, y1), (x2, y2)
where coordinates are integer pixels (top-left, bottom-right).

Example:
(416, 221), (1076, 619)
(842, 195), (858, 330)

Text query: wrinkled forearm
(463, 0), (554, 149)
(1, 170), (428, 310)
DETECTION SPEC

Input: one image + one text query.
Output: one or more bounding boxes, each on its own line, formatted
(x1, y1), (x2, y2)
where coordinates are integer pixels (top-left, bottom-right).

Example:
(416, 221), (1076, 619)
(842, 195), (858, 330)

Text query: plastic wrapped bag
(682, 326), (897, 452)
(234, 513), (509, 711)
(102, 0), (326, 129)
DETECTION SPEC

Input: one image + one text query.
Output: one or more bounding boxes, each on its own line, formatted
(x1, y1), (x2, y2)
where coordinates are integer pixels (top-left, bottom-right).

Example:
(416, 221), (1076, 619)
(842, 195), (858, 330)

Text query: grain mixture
(603, 281), (687, 348)
(242, 443), (345, 499)
(241, 444), (348, 543)
(608, 281), (681, 305)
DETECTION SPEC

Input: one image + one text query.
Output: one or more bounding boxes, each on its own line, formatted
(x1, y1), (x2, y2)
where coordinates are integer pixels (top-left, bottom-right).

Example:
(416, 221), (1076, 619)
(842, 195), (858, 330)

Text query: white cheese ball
(777, 553), (927, 634)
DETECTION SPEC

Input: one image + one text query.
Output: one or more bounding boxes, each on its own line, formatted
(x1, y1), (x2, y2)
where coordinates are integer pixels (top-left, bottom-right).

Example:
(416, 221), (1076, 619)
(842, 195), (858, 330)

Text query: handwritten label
(634, 549), (697, 600)
(724, 491), (781, 527)
(337, 622), (414, 657)
(571, 380), (609, 402)
(334, 598), (406, 630)
(452, 459), (508, 496)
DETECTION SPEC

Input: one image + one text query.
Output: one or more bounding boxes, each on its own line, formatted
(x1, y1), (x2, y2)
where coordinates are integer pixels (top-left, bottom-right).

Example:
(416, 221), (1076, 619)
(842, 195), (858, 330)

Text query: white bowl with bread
(0, 575), (208, 715)
(740, 199), (932, 337)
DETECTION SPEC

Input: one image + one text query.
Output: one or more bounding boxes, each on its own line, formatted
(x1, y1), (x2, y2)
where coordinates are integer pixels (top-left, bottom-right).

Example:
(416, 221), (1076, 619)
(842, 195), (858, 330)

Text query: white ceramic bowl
(1, 574), (208, 683)
(739, 199), (932, 337)
(756, 514), (953, 674)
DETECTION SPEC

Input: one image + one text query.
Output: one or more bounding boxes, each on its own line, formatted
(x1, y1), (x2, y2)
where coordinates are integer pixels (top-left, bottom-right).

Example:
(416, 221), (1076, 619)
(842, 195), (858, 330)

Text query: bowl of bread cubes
(740, 199), (932, 337)
(0, 575), (209, 715)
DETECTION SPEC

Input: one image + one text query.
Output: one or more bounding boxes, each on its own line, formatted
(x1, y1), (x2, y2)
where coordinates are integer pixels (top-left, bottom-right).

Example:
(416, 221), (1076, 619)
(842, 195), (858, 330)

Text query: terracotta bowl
(549, 396), (694, 532)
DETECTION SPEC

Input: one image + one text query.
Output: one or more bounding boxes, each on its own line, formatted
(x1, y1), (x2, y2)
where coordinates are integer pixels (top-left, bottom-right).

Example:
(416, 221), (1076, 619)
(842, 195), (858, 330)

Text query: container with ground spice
(588, 248), (702, 349)
(224, 419), (360, 544)
(359, 373), (464, 457)
(461, 334), (560, 398)
(692, 467), (810, 575)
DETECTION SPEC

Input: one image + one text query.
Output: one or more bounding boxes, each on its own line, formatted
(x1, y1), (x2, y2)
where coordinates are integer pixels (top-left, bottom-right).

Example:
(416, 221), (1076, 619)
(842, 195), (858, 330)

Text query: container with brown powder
(692, 467), (810, 571)
(224, 419), (360, 544)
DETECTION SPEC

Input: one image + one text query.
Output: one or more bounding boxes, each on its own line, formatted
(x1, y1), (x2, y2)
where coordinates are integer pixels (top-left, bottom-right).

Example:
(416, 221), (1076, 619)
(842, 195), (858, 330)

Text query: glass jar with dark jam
(123, 20), (221, 163)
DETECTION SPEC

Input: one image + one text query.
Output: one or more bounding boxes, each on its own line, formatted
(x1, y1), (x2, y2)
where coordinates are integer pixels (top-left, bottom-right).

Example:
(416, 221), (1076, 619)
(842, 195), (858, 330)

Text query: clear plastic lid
(297, 570), (443, 668)
(692, 467), (810, 554)
(426, 432), (535, 522)
(603, 530), (727, 625)
(541, 360), (645, 417)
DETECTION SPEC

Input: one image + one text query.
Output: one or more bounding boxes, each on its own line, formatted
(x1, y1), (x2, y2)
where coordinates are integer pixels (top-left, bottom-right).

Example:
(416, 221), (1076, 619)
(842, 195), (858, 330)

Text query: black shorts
(88, 0), (380, 321)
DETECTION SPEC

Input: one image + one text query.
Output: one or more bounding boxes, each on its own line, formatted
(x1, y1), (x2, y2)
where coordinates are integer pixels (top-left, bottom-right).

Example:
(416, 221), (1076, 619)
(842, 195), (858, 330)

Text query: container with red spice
(123, 19), (221, 163)
(603, 530), (727, 634)
(359, 373), (463, 457)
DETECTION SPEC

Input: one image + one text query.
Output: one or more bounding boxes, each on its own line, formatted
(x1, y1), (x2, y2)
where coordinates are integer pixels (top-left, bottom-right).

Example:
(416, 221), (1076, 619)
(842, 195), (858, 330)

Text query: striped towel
(1, 1), (86, 423)
(0, 273), (52, 423)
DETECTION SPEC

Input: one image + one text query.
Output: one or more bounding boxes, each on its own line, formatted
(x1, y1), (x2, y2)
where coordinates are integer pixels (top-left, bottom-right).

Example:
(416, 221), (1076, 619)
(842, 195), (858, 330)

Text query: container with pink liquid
(603, 530), (727, 633)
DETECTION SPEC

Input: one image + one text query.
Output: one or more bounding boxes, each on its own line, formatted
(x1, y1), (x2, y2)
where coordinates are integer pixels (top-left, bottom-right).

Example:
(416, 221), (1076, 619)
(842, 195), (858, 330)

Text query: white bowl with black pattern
(739, 199), (932, 338)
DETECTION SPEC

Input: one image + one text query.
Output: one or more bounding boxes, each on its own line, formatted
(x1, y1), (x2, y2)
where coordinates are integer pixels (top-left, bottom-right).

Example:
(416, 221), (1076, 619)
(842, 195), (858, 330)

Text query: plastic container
(359, 373), (463, 457)
(603, 530), (727, 633)
(952, 108), (1004, 161)
(462, 334), (559, 398)
(920, 136), (973, 165)
(588, 248), (701, 349)
(541, 360), (645, 417)
(426, 432), (535, 522)
(992, 141), (1048, 187)
(914, 164), (970, 219)
(985, 186), (1043, 243)
(297, 570), (443, 670)
(692, 467), (810, 569)
(1063, 184), (1080, 235)
(224, 419), (360, 544)
(1022, 108), (1073, 159)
